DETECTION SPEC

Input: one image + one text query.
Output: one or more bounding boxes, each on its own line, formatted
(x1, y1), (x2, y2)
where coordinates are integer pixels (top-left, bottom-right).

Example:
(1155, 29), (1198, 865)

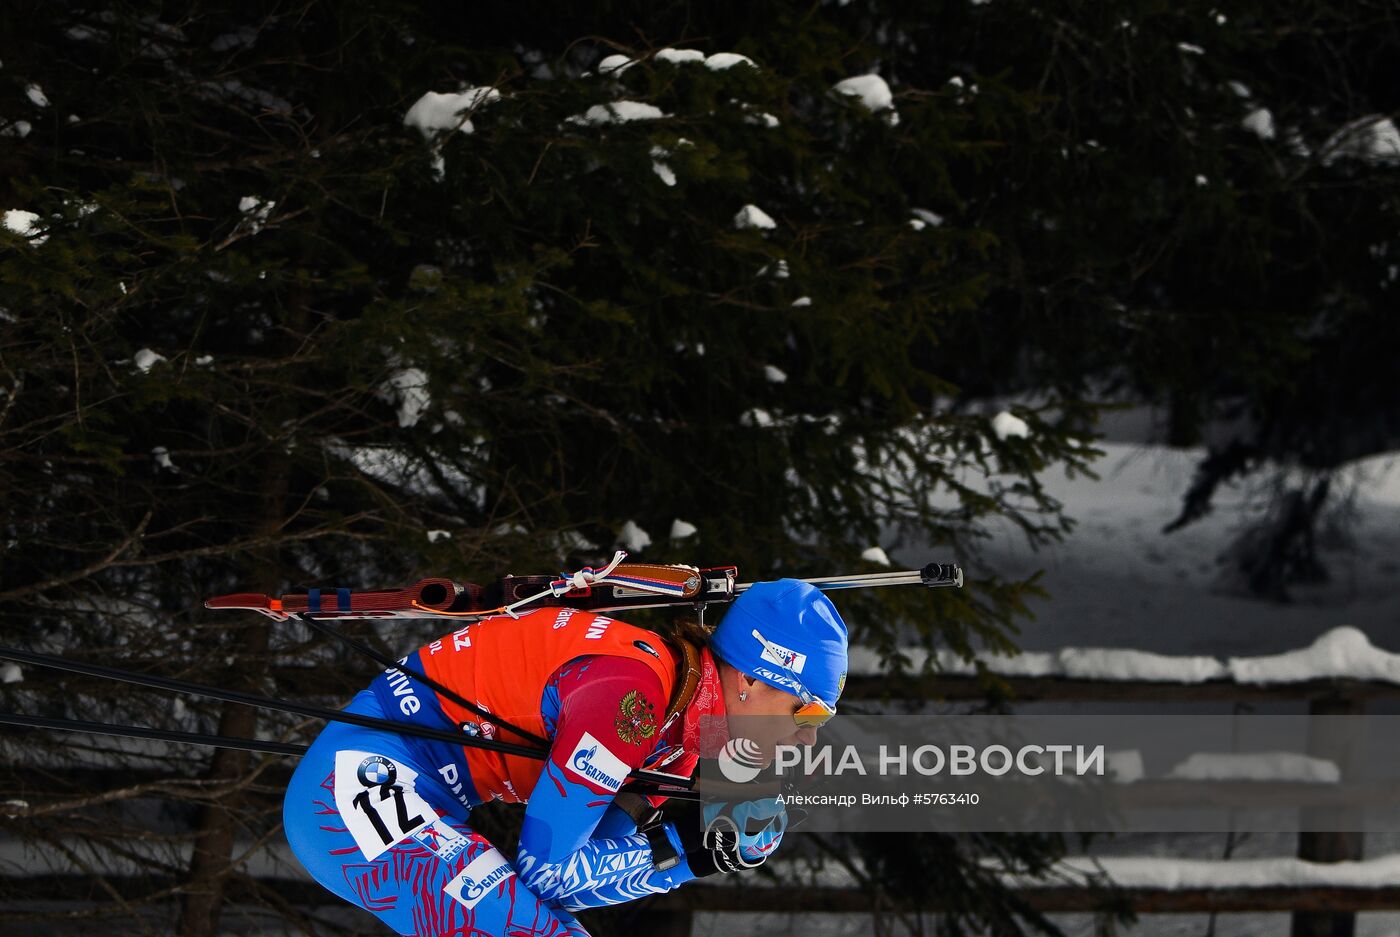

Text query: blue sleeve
(513, 655), (697, 907)
(550, 823), (700, 911)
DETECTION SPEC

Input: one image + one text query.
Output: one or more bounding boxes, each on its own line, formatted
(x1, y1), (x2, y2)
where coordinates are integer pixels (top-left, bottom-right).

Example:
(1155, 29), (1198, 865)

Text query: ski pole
(0, 645), (696, 795)
(0, 645), (550, 757)
(293, 613), (551, 750)
(0, 711), (308, 758)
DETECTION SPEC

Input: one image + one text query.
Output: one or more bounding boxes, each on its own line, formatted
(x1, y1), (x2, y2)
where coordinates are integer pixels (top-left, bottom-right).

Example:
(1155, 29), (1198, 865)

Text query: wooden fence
(7, 667), (1398, 936)
(793, 670), (1396, 937)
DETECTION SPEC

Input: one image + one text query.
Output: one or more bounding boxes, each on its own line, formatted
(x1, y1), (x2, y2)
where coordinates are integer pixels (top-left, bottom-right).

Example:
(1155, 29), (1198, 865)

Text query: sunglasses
(750, 628), (838, 728)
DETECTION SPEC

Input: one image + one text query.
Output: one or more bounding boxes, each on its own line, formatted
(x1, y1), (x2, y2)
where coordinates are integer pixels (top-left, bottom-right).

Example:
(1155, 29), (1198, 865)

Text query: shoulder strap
(664, 637), (703, 724)
(614, 637), (704, 831)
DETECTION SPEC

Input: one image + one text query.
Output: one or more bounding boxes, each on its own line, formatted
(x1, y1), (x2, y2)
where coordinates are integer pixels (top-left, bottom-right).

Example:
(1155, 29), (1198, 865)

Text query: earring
(739, 690), (748, 702)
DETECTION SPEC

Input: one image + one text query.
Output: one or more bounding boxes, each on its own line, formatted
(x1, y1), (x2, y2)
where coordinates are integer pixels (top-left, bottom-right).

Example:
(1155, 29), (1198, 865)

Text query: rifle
(204, 551), (964, 623)
(1, 553), (963, 796)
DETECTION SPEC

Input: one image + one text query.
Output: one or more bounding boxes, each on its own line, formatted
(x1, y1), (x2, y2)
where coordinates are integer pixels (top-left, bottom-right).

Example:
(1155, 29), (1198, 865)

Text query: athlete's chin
(757, 736), (812, 766)
(746, 743), (779, 768)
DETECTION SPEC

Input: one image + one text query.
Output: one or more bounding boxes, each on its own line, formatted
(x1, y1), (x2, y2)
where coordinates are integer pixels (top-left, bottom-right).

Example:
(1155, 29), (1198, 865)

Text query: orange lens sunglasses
(794, 696), (836, 728)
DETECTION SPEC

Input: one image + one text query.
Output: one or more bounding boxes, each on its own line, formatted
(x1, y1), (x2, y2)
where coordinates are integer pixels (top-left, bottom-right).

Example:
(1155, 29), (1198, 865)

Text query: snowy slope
(909, 442), (1400, 660)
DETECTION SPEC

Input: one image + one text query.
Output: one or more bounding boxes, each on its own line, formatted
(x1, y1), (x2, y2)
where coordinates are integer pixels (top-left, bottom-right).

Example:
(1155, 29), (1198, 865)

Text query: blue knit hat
(710, 579), (849, 707)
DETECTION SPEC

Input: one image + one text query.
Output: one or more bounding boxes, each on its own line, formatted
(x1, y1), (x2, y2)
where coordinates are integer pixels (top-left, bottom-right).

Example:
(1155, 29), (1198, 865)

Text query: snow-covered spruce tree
(1, 3), (1104, 936)
(833, 0), (1400, 601)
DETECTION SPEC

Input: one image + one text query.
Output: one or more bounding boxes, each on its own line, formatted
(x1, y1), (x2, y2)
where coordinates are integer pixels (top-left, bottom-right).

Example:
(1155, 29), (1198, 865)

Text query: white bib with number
(333, 750), (437, 861)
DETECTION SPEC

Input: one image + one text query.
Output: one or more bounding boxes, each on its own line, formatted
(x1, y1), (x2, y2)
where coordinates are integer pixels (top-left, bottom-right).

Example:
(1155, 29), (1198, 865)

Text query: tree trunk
(176, 441), (292, 936)
(175, 705), (261, 937)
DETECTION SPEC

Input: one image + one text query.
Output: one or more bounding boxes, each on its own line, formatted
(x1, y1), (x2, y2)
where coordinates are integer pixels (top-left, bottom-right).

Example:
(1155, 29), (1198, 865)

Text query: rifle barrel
(737, 564), (962, 593)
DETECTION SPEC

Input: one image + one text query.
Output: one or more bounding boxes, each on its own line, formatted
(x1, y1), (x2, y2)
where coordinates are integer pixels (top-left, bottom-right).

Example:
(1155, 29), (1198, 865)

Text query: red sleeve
(548, 655), (667, 791)
(516, 655), (675, 885)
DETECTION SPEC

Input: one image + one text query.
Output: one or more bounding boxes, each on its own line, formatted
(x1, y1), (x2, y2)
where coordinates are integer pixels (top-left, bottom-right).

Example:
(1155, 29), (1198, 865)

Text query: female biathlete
(282, 578), (849, 936)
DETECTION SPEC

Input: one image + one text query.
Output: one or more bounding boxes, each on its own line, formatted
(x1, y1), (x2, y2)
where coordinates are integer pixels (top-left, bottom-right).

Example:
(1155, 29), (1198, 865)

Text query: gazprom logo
(565, 731), (629, 792)
(461, 865), (511, 901)
(444, 849), (513, 909)
(573, 744), (597, 771)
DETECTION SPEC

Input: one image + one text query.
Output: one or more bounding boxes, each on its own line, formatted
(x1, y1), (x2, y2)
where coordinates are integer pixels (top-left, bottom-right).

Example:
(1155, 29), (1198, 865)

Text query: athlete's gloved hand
(675, 798), (787, 876)
(710, 798), (787, 865)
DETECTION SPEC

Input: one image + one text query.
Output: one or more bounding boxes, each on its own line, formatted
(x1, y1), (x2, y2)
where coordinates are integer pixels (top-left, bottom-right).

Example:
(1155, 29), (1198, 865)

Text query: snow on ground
(1006, 851), (1400, 890)
(849, 625), (1400, 685)
(1233, 626), (1400, 683)
(864, 423), (1400, 935)
(4, 395), (1396, 935)
(899, 440), (1400, 662)
(685, 847), (1400, 936)
(690, 907), (1400, 937)
(1165, 748), (1342, 783)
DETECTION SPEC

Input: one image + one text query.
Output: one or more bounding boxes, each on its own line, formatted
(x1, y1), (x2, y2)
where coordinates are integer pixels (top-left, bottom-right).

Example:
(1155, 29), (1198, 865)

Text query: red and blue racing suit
(282, 606), (727, 936)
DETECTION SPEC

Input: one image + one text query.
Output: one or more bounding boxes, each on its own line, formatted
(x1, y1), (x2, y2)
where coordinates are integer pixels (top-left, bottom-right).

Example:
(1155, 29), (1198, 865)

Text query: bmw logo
(357, 755), (398, 787)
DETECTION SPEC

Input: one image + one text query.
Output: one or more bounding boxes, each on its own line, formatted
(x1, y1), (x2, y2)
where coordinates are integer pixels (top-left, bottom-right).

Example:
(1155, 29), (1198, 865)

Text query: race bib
(333, 750), (436, 861)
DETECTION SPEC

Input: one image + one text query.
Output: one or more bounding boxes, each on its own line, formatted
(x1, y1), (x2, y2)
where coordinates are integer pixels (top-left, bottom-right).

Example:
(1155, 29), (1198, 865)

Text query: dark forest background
(2, 1), (1398, 935)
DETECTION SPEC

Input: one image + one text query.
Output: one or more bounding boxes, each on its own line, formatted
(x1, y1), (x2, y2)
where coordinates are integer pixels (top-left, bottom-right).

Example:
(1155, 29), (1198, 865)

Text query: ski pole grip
(920, 563), (964, 588)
